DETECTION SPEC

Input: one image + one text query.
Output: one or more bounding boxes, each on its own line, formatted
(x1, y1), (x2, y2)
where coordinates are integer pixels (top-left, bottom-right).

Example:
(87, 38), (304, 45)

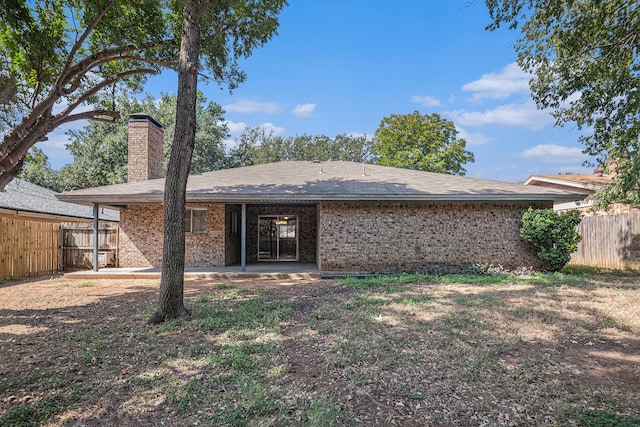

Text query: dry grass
(0, 270), (639, 426)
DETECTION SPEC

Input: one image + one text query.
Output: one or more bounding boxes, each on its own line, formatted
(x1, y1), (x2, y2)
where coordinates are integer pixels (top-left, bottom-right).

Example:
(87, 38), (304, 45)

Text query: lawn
(0, 268), (639, 426)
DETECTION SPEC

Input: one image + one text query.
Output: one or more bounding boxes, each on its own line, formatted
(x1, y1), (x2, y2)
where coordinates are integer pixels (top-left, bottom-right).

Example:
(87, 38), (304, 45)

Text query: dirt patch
(0, 273), (639, 426)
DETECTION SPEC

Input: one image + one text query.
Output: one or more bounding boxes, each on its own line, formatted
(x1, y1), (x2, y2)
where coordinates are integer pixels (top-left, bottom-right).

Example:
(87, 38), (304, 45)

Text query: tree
(0, 0), (177, 189)
(18, 146), (62, 191)
(371, 111), (474, 175)
(149, 0), (287, 323)
(59, 92), (227, 190)
(485, 0), (640, 207)
(17, 92), (228, 191)
(520, 208), (582, 271)
(226, 125), (372, 167)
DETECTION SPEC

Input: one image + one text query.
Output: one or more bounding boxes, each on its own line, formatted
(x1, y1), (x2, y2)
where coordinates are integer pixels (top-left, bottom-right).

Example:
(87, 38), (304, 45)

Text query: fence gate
(62, 223), (119, 270)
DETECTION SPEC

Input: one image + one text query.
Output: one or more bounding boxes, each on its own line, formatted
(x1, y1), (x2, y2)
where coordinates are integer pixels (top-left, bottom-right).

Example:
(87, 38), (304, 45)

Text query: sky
(39, 0), (596, 183)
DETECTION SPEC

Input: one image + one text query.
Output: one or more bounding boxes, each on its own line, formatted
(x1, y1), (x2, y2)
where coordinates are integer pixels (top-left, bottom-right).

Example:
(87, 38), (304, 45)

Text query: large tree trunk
(148, 0), (201, 324)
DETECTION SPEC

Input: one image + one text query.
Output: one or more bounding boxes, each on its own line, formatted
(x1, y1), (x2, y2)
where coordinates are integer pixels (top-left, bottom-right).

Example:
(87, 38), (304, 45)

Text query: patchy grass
(0, 272), (639, 426)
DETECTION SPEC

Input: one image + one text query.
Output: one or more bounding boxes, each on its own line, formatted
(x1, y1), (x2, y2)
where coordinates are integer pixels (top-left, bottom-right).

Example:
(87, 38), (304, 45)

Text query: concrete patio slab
(64, 263), (321, 280)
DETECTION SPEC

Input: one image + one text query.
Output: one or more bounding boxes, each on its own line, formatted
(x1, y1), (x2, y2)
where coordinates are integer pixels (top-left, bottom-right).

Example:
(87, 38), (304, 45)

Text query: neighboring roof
(57, 161), (585, 206)
(0, 179), (119, 222)
(524, 173), (613, 194)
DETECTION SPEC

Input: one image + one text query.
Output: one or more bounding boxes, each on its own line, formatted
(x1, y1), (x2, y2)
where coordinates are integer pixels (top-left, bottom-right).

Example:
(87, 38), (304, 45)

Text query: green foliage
(565, 409), (640, 427)
(520, 208), (582, 271)
(486, 0), (640, 207)
(18, 147), (63, 191)
(227, 125), (372, 167)
(19, 92), (229, 191)
(0, 0), (287, 188)
(371, 111), (474, 175)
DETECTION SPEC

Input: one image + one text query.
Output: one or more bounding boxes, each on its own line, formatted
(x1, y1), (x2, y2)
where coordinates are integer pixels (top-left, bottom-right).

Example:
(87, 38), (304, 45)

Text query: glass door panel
(278, 218), (297, 260)
(258, 216), (297, 261)
(258, 217), (277, 261)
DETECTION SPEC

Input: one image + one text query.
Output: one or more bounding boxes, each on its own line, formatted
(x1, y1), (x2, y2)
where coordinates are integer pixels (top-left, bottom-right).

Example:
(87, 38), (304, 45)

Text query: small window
(186, 208), (207, 233)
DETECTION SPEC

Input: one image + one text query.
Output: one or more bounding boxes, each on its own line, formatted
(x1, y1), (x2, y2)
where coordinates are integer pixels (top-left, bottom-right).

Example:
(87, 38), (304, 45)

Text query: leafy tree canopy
(226, 125), (372, 168)
(0, 0), (287, 189)
(371, 111), (474, 175)
(485, 0), (640, 206)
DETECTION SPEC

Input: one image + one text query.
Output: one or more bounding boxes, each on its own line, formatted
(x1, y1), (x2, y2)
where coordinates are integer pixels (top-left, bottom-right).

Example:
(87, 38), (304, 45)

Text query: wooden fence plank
(570, 209), (640, 269)
(0, 216), (61, 281)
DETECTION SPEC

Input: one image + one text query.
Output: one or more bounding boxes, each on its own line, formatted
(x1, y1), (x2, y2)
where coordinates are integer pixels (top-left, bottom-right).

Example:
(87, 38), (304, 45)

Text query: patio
(63, 262), (320, 280)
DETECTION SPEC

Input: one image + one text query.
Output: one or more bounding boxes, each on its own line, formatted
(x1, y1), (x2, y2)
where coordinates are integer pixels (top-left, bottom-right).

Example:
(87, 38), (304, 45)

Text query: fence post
(93, 204), (99, 271)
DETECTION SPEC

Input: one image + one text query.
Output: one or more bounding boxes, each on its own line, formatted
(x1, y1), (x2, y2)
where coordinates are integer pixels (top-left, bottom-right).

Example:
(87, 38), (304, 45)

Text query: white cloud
(292, 103), (316, 118)
(462, 62), (531, 100)
(449, 100), (554, 130)
(224, 120), (285, 137)
(259, 122), (285, 135)
(223, 98), (282, 114)
(411, 95), (441, 107)
(456, 126), (491, 146)
(518, 144), (587, 163)
(224, 120), (248, 135)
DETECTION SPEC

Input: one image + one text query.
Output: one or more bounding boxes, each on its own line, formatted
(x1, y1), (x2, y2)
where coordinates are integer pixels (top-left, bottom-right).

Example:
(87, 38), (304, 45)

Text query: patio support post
(241, 203), (246, 272)
(93, 204), (99, 271)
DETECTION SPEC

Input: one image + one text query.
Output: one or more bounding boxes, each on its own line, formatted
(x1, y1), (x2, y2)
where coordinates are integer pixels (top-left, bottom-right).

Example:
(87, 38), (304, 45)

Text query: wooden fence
(0, 217), (119, 281)
(571, 209), (640, 269)
(62, 223), (118, 270)
(0, 216), (61, 281)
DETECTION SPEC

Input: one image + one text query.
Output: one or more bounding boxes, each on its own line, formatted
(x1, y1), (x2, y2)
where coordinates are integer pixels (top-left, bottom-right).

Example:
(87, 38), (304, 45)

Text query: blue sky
(40, 0), (595, 183)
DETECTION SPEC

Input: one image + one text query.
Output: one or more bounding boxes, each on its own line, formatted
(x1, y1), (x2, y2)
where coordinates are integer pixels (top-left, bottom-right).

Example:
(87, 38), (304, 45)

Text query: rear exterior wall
(317, 201), (551, 273)
(118, 204), (227, 267)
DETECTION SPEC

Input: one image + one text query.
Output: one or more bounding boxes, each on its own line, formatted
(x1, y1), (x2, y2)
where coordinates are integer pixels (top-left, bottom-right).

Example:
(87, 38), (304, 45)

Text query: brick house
(57, 114), (583, 273)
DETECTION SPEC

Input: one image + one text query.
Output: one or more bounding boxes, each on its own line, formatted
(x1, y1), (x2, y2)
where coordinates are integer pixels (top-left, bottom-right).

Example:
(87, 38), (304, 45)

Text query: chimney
(127, 113), (164, 182)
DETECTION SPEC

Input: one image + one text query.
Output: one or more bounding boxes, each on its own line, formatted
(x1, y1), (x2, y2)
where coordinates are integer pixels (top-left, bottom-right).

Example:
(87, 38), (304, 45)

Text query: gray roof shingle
(1, 179), (119, 221)
(56, 161), (585, 205)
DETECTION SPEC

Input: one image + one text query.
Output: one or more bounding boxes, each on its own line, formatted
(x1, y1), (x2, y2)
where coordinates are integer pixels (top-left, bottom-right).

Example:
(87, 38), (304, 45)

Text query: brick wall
(119, 204), (227, 267)
(127, 116), (164, 182)
(317, 201), (551, 273)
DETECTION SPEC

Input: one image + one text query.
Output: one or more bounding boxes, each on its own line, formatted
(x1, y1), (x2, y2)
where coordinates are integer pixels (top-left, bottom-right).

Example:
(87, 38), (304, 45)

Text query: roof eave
(56, 192), (585, 205)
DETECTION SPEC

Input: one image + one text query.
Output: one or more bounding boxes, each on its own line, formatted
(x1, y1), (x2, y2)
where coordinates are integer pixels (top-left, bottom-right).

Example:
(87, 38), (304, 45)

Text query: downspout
(93, 204), (99, 272)
(241, 204), (246, 272)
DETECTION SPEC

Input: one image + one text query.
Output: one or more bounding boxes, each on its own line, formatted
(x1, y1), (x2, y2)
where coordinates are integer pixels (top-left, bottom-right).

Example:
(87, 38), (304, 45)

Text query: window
(186, 208), (207, 233)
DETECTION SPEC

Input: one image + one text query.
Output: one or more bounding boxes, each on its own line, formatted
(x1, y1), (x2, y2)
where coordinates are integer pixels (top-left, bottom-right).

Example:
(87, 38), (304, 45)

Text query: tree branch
(61, 39), (176, 89)
(57, 0), (116, 96)
(60, 68), (158, 117)
(54, 109), (120, 127)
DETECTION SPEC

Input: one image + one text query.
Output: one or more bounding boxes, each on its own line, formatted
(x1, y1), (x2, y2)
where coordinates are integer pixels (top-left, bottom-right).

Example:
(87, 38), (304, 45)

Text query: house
(523, 169), (622, 213)
(0, 179), (119, 280)
(0, 178), (120, 222)
(525, 169), (640, 269)
(56, 114), (584, 274)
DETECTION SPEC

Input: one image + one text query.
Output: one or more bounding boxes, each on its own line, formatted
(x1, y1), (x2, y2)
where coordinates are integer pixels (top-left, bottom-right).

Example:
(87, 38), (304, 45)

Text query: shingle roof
(56, 161), (584, 206)
(0, 179), (119, 221)
(524, 173), (612, 193)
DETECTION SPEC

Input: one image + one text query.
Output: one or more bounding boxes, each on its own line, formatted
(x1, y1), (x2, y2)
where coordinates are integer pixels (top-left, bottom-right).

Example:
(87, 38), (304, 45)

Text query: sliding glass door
(258, 216), (298, 261)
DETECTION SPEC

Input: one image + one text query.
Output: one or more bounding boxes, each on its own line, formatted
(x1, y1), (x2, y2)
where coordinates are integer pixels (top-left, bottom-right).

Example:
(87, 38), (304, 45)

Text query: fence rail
(571, 209), (640, 269)
(0, 216), (61, 281)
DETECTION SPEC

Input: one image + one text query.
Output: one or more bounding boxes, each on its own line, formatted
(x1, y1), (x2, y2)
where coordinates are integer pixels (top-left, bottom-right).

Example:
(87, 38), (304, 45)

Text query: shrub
(520, 208), (582, 271)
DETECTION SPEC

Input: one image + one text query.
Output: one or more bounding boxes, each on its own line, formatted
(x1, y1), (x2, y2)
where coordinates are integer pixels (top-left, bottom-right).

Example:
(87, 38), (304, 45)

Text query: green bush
(520, 208), (582, 271)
